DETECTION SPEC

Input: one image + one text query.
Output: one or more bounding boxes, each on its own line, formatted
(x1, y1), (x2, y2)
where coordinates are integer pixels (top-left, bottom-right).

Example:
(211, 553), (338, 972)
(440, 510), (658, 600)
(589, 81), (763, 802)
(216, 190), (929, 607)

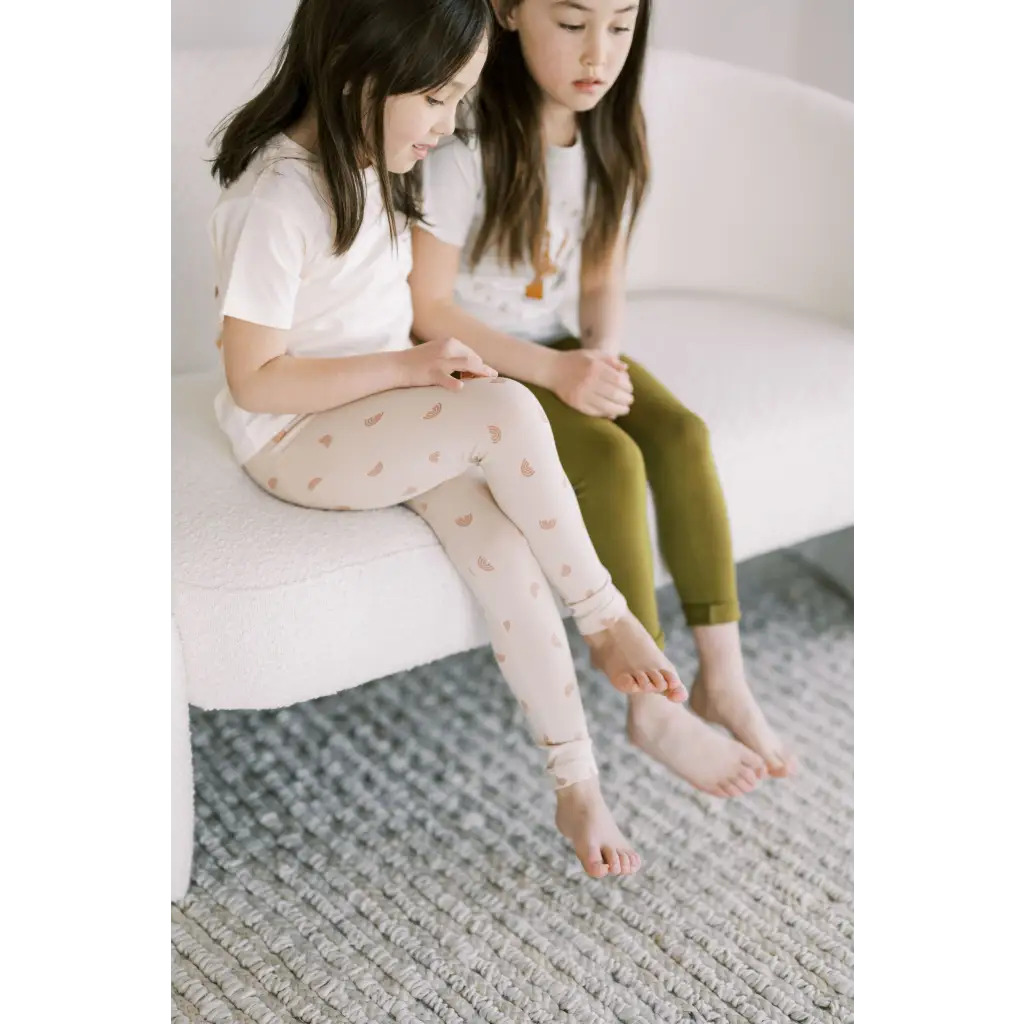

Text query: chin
(386, 154), (417, 175)
(560, 90), (605, 114)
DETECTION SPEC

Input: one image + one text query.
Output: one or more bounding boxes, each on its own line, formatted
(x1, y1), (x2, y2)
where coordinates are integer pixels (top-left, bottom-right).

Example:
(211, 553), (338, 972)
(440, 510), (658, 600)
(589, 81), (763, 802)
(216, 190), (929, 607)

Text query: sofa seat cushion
(172, 294), (851, 710)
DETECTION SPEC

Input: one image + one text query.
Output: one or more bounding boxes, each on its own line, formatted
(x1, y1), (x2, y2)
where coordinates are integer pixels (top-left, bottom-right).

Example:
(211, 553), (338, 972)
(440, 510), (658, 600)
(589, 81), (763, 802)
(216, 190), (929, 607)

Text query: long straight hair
(210, 0), (491, 255)
(471, 0), (651, 271)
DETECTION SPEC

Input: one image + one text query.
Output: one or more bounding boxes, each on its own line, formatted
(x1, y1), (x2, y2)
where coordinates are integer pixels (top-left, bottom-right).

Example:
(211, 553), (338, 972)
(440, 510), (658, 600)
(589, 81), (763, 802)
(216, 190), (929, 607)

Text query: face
(506, 0), (640, 113)
(382, 39), (489, 173)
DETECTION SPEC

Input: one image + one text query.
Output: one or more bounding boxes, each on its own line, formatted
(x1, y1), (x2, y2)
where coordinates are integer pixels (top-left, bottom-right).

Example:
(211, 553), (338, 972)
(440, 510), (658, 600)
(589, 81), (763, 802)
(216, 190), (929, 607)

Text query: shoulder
(251, 146), (328, 228)
(214, 139), (329, 241)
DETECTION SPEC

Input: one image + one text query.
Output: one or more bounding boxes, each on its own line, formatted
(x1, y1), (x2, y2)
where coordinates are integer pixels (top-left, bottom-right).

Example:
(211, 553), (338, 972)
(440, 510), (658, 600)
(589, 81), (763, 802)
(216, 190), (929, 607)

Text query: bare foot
(627, 693), (766, 796)
(689, 671), (796, 778)
(555, 777), (641, 878)
(585, 611), (687, 702)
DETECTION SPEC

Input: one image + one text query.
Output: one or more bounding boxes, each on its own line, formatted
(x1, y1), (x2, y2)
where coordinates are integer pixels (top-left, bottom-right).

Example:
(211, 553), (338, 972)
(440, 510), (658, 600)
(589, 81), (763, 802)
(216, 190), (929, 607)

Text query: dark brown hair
(471, 0), (651, 271)
(210, 0), (491, 255)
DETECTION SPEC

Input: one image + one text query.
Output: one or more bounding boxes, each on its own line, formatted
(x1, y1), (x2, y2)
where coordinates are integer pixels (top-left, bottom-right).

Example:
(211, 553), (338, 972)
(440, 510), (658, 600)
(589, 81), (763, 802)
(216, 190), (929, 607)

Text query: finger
(434, 373), (465, 392)
(591, 395), (632, 418)
(594, 384), (634, 407)
(451, 340), (491, 368)
(605, 398), (633, 416)
(599, 355), (630, 376)
(599, 364), (633, 393)
(465, 358), (497, 376)
(445, 357), (494, 377)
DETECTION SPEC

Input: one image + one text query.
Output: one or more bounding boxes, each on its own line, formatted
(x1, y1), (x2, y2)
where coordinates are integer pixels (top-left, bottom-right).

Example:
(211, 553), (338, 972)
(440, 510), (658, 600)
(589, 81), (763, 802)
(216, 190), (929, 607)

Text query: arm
(409, 227), (562, 389)
(409, 227), (631, 417)
(222, 316), (492, 415)
(578, 228), (629, 357)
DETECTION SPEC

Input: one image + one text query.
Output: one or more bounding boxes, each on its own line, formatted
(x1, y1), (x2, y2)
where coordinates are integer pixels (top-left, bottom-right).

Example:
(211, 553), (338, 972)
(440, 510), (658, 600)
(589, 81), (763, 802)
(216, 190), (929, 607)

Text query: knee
(659, 406), (712, 457)
(582, 427), (647, 491)
(484, 378), (545, 422)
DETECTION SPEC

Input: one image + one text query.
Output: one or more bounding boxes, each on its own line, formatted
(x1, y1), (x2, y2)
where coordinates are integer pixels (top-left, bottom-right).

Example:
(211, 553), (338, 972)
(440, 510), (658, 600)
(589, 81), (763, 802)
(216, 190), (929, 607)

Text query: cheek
(385, 106), (420, 148)
(611, 37), (635, 74)
(527, 34), (574, 88)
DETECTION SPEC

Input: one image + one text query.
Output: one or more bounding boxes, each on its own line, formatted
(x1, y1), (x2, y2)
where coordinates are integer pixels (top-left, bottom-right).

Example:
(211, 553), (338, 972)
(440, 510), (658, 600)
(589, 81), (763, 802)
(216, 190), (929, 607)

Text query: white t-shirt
(420, 136), (586, 343)
(209, 134), (414, 464)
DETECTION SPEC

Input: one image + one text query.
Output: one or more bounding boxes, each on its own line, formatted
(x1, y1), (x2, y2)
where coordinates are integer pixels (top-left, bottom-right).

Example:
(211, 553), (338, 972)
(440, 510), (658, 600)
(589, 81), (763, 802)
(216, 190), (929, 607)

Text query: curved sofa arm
(627, 51), (853, 326)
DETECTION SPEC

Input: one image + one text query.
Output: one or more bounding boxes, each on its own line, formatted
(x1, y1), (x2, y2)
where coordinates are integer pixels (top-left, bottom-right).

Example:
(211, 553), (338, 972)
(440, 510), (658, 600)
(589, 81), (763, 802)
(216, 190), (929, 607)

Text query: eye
(611, 25), (633, 35)
(558, 22), (585, 32)
(425, 96), (444, 108)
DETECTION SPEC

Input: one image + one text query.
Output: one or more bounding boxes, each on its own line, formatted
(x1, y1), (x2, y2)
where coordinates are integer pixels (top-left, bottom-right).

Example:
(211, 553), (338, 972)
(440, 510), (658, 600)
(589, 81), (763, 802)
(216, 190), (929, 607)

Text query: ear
(490, 0), (519, 31)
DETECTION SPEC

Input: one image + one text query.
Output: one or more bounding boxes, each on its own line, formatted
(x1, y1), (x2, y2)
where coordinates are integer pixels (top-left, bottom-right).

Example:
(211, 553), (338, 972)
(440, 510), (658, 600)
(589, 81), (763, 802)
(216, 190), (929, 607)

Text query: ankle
(555, 775), (601, 802)
(570, 579), (628, 637)
(693, 624), (745, 682)
(695, 664), (748, 694)
(626, 692), (671, 730)
(584, 623), (616, 650)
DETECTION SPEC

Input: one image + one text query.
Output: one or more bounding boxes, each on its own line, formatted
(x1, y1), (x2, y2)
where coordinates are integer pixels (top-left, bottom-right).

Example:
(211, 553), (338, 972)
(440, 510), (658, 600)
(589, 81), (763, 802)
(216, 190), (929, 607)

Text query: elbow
(411, 296), (452, 343)
(226, 379), (261, 413)
(226, 367), (271, 414)
(227, 353), (293, 413)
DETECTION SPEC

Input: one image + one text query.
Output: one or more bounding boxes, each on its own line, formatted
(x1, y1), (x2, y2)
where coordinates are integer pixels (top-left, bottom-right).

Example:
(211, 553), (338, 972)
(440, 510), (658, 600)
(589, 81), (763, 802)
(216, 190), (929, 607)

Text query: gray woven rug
(172, 553), (853, 1024)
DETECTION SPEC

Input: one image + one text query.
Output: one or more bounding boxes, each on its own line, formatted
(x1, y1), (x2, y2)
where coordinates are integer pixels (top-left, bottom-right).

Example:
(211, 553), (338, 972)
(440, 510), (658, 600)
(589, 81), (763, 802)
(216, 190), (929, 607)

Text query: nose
(581, 26), (609, 73)
(434, 104), (458, 138)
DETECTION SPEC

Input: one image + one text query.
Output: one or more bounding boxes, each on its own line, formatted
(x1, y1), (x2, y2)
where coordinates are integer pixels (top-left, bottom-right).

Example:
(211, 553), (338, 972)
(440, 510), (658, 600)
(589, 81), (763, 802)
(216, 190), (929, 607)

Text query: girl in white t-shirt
(411, 0), (794, 794)
(208, 0), (686, 878)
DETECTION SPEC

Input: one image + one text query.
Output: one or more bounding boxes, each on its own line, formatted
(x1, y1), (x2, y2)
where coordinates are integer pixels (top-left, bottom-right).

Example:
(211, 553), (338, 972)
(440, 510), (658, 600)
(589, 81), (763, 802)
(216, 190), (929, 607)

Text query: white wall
(652, 0), (853, 99)
(172, 0), (295, 49)
(172, 0), (853, 100)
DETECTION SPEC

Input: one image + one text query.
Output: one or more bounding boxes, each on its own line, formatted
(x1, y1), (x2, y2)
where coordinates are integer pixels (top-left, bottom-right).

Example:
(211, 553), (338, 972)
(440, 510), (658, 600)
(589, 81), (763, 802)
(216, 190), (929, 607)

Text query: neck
(289, 103), (373, 169)
(540, 97), (577, 148)
(287, 106), (319, 155)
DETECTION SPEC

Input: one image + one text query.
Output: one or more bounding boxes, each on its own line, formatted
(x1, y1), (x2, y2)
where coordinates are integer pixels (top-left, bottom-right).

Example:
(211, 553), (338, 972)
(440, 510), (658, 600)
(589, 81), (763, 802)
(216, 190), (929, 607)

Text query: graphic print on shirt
(525, 231), (570, 301)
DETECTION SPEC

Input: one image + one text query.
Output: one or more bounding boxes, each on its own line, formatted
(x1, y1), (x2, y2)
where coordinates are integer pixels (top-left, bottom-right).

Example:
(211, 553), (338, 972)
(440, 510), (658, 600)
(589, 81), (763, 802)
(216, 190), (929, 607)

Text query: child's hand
(401, 338), (497, 391)
(552, 349), (633, 418)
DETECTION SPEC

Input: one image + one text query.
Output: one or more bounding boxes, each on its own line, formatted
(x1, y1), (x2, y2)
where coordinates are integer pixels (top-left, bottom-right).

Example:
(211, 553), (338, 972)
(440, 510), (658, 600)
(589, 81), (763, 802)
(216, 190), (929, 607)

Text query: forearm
(413, 299), (560, 389)
(578, 283), (626, 356)
(230, 350), (412, 415)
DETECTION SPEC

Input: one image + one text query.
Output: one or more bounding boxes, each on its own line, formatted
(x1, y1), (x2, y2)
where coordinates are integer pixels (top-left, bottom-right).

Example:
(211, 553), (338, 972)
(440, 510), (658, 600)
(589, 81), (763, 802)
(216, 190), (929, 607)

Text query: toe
(620, 849), (638, 875)
(645, 671), (667, 692)
(583, 848), (607, 877)
(733, 774), (756, 794)
(768, 753), (796, 778)
(603, 846), (621, 875)
(665, 678), (688, 702)
(720, 781), (742, 797)
(663, 668), (684, 690)
(737, 766), (760, 789)
(616, 673), (642, 694)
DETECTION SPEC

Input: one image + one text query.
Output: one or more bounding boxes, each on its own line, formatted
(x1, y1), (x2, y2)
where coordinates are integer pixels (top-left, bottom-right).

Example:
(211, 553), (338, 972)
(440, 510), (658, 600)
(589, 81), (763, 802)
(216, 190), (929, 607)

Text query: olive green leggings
(518, 338), (740, 649)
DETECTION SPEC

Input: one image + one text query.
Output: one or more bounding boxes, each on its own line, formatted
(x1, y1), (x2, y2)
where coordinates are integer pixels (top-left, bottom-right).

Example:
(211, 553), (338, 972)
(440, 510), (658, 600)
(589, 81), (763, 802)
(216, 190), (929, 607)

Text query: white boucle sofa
(172, 46), (853, 899)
